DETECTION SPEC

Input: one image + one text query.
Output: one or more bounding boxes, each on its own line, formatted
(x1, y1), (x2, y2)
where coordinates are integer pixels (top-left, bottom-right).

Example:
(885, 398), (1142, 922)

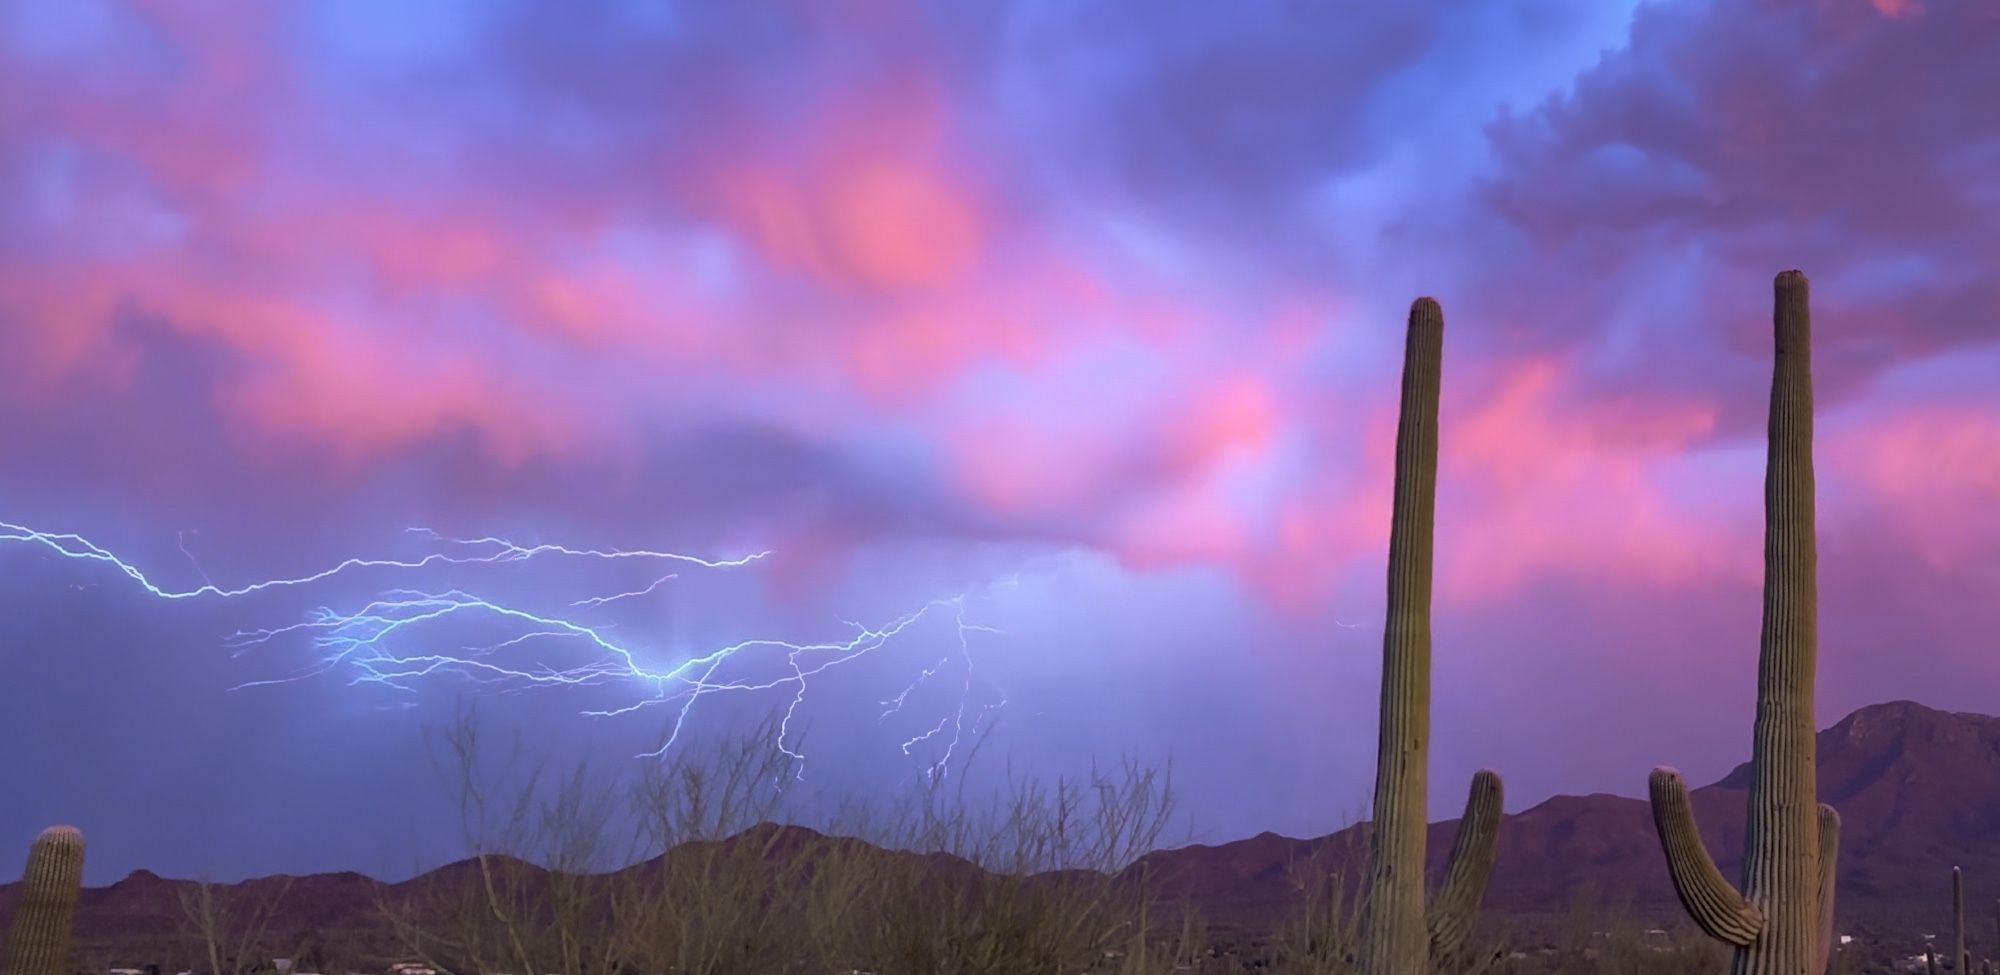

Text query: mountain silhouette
(6, 700), (1995, 955)
(1136, 699), (2000, 945)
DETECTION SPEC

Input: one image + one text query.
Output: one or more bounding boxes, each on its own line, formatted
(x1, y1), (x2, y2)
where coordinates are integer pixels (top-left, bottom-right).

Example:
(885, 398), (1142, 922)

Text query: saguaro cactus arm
(1649, 767), (1764, 946)
(2, 825), (87, 975)
(1427, 769), (1504, 960)
(1815, 804), (1840, 975)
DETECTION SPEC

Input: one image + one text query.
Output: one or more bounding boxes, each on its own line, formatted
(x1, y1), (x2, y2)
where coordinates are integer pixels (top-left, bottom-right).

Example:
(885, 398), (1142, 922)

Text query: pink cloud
(948, 410), (1124, 518)
(724, 153), (984, 293)
(1437, 356), (1739, 602)
(1865, 0), (1922, 20)
(1825, 402), (2000, 573)
(219, 323), (583, 470)
(3, 0), (1994, 630)
(1166, 373), (1283, 480)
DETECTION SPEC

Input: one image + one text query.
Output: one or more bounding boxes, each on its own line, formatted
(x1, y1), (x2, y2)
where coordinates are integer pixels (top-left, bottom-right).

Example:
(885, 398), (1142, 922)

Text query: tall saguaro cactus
(1957, 867), (1969, 974)
(1646, 270), (1840, 975)
(1358, 297), (1505, 975)
(2, 826), (86, 975)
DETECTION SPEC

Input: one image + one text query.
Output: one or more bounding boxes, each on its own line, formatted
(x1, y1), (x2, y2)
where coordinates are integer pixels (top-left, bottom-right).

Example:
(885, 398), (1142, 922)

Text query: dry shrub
(381, 705), (1195, 975)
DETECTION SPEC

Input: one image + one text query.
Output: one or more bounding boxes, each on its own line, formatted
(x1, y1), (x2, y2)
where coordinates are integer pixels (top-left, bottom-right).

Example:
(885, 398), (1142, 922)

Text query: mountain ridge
(5, 699), (1996, 952)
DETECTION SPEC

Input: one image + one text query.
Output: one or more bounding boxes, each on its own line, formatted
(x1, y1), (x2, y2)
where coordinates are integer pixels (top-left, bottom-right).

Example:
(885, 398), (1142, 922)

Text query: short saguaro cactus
(2, 825), (86, 975)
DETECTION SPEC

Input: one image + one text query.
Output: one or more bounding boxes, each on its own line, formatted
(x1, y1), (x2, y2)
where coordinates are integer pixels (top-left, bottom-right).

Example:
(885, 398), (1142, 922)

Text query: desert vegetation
(5, 270), (1908, 975)
(1644, 269), (1838, 975)
(1908, 866), (2000, 975)
(3, 826), (84, 975)
(0, 721), (1790, 975)
(1355, 296), (1503, 975)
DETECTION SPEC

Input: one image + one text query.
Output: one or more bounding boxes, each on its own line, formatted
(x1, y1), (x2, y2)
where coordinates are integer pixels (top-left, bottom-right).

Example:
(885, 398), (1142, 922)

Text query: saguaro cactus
(1646, 271), (1839, 975)
(2, 826), (86, 975)
(1357, 297), (1505, 975)
(1957, 867), (1969, 973)
(1815, 805), (1840, 975)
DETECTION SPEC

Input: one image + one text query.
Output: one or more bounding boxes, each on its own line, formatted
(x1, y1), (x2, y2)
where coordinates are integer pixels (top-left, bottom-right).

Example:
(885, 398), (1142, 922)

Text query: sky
(1, 0), (1996, 886)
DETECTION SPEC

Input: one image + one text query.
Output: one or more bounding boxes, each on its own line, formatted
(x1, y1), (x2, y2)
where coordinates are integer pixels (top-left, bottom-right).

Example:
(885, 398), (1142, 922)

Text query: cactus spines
(2, 825), (86, 975)
(1645, 270), (1830, 975)
(1357, 297), (1504, 975)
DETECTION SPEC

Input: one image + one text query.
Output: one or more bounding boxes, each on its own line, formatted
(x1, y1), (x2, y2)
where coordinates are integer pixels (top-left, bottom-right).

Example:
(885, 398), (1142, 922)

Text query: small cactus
(1645, 271), (1837, 975)
(1957, 867), (1969, 974)
(1357, 298), (1504, 975)
(2, 826), (86, 975)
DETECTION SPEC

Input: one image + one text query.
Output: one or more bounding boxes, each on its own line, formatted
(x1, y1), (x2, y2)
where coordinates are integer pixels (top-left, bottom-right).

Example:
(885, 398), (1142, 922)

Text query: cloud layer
(1, 0), (1994, 882)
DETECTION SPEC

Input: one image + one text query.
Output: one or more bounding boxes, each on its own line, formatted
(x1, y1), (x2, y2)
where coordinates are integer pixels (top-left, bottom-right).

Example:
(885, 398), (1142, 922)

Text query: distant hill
(6, 700), (1997, 958)
(1137, 699), (2000, 947)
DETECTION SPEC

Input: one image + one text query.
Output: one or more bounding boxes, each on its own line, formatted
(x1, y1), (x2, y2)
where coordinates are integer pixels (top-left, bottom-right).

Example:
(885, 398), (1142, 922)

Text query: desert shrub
(379, 706), (1191, 975)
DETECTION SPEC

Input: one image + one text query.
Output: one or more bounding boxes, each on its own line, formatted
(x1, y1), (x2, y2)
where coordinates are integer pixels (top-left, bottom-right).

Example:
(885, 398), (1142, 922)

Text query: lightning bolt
(1, 518), (1013, 782)
(0, 521), (766, 598)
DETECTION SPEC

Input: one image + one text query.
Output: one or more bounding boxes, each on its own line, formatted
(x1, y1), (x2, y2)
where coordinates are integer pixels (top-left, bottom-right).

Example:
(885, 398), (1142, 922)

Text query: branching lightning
(0, 518), (1013, 781)
(0, 521), (766, 598)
